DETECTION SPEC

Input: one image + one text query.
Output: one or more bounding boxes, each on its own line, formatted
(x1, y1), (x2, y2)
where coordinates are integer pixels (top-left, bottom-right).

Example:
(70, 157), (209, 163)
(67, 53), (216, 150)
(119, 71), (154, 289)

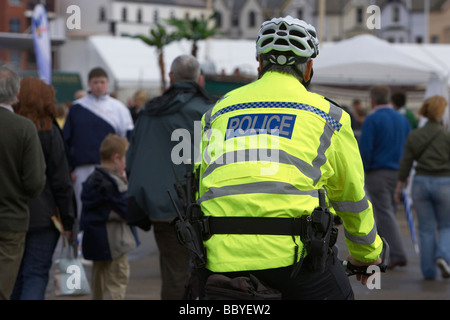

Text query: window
(215, 12), (222, 28)
(137, 9), (142, 23)
(9, 18), (21, 33)
(249, 11), (256, 28)
(356, 7), (363, 24)
(297, 9), (303, 20)
(9, 0), (22, 6)
(154, 10), (159, 23)
(9, 51), (21, 68)
(232, 14), (239, 27)
(99, 7), (106, 22)
(392, 6), (400, 23)
(122, 7), (127, 22)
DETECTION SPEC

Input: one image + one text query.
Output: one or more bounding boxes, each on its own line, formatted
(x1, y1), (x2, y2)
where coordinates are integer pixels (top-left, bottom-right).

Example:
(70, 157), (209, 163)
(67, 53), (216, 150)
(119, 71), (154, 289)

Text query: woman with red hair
(396, 95), (450, 280)
(11, 77), (75, 300)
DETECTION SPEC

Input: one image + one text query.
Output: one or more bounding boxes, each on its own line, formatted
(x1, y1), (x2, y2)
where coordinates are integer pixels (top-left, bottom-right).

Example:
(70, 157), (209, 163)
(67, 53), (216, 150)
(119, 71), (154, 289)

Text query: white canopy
(86, 35), (258, 90)
(313, 34), (445, 86)
(67, 34), (450, 107)
(393, 42), (450, 100)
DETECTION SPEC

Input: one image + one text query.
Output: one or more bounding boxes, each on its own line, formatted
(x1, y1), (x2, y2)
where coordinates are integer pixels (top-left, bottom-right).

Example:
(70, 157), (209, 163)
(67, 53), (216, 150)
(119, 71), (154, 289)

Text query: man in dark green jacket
(0, 66), (46, 299)
(126, 55), (216, 299)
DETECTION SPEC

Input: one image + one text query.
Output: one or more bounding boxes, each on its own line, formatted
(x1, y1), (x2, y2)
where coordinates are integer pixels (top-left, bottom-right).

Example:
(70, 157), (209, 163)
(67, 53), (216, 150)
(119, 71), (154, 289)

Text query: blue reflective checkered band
(204, 101), (342, 132)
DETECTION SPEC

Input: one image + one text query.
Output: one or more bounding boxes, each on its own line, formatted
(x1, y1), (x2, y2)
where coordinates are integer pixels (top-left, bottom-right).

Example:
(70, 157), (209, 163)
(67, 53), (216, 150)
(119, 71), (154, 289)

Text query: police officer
(196, 16), (382, 300)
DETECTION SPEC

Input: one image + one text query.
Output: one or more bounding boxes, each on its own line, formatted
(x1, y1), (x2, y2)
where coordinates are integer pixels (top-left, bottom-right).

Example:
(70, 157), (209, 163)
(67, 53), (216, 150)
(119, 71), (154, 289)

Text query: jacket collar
(0, 103), (14, 112)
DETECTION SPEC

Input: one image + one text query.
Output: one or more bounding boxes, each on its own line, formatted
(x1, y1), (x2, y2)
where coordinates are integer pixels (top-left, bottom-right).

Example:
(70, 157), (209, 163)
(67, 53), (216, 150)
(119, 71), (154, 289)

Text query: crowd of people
(1, 15), (450, 301)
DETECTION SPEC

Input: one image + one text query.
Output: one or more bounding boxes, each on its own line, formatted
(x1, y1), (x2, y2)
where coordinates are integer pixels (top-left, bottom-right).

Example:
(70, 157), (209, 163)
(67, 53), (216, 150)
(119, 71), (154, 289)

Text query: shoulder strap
(416, 129), (443, 160)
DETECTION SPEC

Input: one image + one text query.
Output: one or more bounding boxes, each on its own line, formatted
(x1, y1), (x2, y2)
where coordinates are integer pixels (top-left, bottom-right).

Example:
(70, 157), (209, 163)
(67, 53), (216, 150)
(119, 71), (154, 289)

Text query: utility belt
(172, 189), (338, 276)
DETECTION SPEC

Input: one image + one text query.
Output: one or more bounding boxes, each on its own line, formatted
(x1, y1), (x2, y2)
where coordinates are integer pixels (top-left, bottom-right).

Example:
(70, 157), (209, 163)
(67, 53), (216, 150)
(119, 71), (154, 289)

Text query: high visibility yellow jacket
(198, 71), (382, 273)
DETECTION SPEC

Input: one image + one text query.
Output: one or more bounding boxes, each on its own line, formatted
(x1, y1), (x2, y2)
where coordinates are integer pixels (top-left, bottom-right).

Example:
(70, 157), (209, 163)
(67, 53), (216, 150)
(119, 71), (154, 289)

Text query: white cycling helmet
(256, 16), (319, 63)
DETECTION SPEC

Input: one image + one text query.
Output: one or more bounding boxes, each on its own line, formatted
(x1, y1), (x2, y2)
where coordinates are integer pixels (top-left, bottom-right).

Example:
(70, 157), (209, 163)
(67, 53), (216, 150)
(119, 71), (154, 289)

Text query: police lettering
(225, 113), (296, 140)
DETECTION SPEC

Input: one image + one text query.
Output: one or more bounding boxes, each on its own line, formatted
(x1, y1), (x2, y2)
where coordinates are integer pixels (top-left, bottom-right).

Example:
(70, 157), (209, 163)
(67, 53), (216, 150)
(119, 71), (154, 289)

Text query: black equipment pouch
(308, 189), (334, 273)
(292, 189), (335, 276)
(205, 274), (282, 300)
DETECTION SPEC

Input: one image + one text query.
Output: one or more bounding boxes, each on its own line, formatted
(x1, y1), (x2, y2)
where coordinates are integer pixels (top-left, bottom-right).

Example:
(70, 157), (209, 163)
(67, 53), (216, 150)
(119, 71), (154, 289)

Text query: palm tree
(126, 24), (178, 93)
(166, 14), (219, 58)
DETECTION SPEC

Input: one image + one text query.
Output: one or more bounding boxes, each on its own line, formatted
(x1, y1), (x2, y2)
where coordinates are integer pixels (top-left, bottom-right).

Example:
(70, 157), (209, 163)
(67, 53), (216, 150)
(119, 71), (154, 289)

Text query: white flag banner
(32, 4), (52, 84)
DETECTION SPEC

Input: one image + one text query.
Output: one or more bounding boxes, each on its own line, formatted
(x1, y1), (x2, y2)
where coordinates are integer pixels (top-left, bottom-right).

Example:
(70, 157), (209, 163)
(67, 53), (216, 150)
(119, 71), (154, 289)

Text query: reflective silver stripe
(344, 224), (378, 246)
(201, 108), (215, 163)
(309, 102), (343, 185)
(310, 124), (333, 185)
(203, 107), (213, 130)
(330, 195), (370, 213)
(198, 181), (318, 203)
(327, 102), (343, 132)
(202, 149), (316, 181)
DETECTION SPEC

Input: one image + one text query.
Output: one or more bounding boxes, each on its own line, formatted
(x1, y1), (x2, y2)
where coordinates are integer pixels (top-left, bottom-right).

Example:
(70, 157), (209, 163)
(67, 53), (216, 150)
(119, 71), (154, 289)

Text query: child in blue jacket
(80, 134), (139, 300)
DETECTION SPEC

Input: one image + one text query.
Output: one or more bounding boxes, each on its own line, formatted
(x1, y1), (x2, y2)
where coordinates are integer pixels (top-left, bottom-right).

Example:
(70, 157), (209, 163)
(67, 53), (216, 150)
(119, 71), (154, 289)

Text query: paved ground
(342, 207), (450, 300)
(46, 205), (450, 301)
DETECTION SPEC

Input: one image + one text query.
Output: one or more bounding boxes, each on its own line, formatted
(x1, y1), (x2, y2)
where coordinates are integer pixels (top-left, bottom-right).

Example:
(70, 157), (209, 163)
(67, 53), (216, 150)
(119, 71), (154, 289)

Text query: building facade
(0, 0), (29, 69)
(1, 0), (449, 79)
(213, 0), (449, 43)
(429, 0), (450, 43)
(0, 0), (65, 71)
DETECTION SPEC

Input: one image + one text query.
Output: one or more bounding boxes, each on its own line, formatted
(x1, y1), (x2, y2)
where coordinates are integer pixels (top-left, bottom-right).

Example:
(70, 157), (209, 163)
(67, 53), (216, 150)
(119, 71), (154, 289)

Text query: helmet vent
(261, 39), (273, 47)
(290, 39), (306, 50)
(275, 39), (289, 46)
(279, 23), (287, 30)
(290, 30), (306, 38)
(263, 29), (275, 35)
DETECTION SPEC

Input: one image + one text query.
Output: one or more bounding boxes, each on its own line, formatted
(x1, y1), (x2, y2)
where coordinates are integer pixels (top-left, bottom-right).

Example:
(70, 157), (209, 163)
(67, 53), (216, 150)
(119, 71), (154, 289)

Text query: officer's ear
(303, 59), (314, 82)
(257, 55), (263, 78)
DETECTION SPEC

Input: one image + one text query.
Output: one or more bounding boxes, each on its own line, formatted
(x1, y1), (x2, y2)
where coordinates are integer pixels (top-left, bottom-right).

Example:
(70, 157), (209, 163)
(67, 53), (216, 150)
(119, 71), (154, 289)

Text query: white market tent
(84, 35), (258, 92)
(393, 42), (450, 98)
(313, 34), (446, 87)
(312, 34), (450, 126)
(64, 34), (450, 110)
